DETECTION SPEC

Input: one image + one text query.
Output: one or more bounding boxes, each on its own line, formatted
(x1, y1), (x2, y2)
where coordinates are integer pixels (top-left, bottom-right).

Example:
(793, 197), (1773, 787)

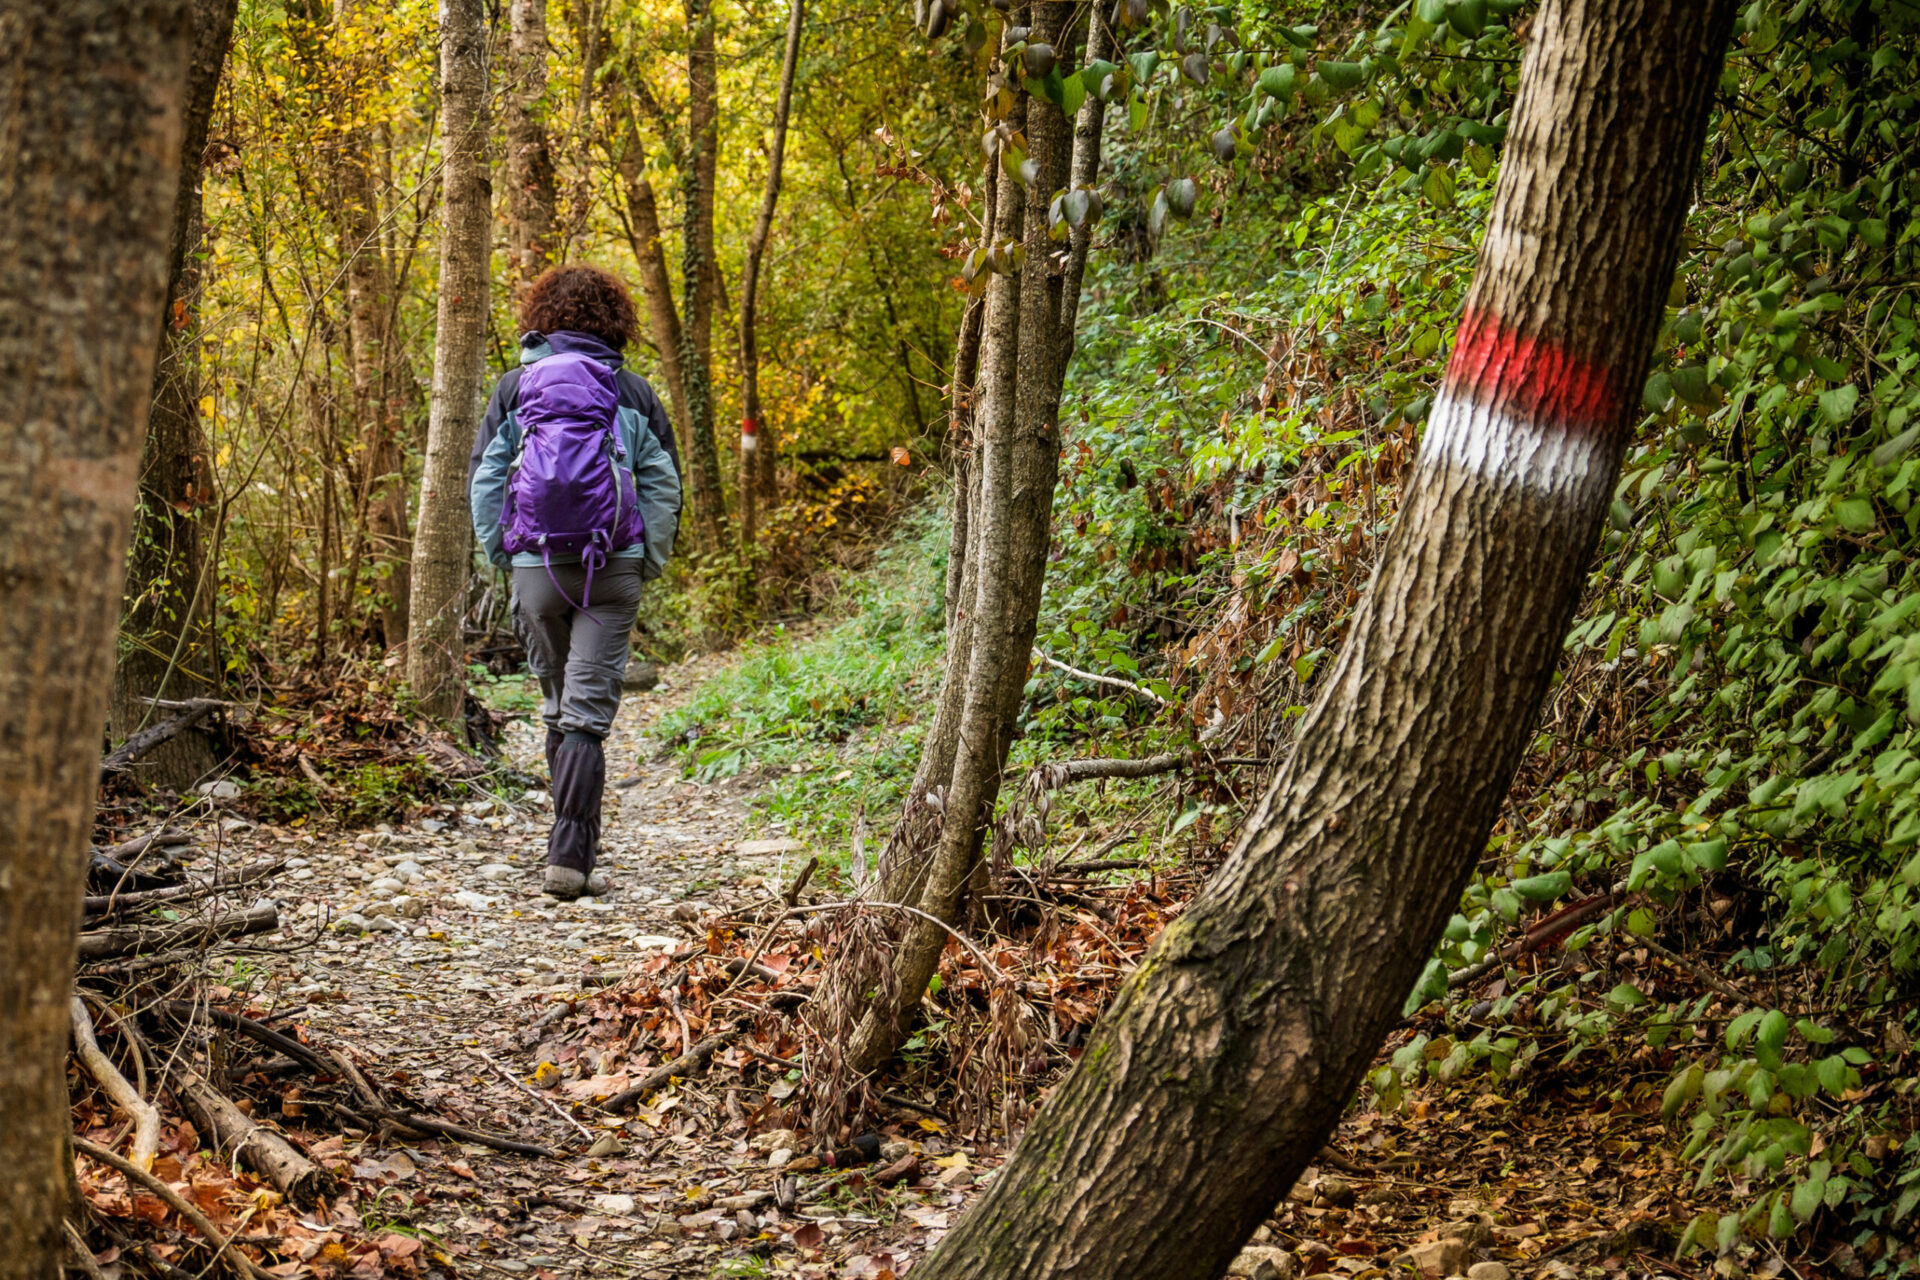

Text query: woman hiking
(469, 265), (681, 900)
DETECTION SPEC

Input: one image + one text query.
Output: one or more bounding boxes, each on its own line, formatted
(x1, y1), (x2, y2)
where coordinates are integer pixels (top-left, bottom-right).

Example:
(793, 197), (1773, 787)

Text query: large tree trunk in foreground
(505, 0), (557, 294)
(408, 0), (492, 723)
(110, 0), (240, 791)
(736, 0), (806, 559)
(0, 2), (190, 1273)
(838, 0), (1105, 1074)
(678, 0), (727, 548)
(911, 2), (1736, 1276)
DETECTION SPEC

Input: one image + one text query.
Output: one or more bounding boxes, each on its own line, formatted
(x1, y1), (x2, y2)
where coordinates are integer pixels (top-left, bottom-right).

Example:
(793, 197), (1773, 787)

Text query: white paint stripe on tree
(1417, 392), (1609, 495)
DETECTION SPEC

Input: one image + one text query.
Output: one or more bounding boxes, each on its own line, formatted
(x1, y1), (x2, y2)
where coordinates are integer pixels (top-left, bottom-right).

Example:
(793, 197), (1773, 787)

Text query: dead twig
(475, 1047), (594, 1144)
(70, 998), (161, 1172)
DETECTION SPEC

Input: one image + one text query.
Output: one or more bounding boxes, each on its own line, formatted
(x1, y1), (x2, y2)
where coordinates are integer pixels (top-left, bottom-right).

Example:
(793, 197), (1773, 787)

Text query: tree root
(70, 998), (161, 1172)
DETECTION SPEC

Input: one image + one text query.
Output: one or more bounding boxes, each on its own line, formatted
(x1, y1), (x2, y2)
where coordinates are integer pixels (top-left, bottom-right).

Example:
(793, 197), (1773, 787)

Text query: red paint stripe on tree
(1445, 309), (1621, 431)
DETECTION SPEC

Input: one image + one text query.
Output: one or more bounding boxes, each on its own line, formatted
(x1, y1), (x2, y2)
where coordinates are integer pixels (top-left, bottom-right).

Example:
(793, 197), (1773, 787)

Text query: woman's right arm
(469, 374), (520, 568)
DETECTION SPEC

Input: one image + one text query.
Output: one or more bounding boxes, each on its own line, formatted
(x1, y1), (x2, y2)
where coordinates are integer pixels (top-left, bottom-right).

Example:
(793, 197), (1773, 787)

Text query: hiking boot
(540, 866), (611, 900)
(543, 864), (587, 899)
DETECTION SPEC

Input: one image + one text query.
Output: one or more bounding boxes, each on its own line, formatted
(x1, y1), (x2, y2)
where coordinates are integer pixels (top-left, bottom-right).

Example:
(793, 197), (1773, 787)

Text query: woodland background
(56, 0), (1920, 1275)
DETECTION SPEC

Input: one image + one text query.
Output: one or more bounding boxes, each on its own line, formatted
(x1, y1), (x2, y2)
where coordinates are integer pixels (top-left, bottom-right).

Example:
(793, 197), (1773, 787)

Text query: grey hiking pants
(511, 559), (643, 739)
(513, 560), (642, 873)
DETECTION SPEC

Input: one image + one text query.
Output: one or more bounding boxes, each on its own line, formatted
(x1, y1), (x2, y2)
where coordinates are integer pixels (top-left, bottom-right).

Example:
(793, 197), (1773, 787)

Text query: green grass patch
(654, 508), (949, 864)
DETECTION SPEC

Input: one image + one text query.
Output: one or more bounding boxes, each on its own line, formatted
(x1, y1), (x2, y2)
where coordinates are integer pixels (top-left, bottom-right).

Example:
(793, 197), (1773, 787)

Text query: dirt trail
(231, 657), (838, 1278)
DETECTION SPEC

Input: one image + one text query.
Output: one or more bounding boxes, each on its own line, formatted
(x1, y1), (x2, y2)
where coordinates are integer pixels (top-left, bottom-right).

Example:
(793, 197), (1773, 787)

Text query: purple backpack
(501, 352), (645, 609)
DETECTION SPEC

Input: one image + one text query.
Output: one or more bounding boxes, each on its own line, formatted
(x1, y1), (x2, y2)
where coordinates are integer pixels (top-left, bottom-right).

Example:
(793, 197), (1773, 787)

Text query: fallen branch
(63, 1220), (110, 1280)
(77, 904), (278, 961)
(323, 1045), (556, 1158)
(71, 1136), (272, 1280)
(101, 700), (230, 775)
(99, 828), (193, 863)
(70, 998), (160, 1172)
(173, 1066), (336, 1208)
(475, 1047), (594, 1143)
(1448, 890), (1624, 989)
(1033, 650), (1167, 705)
(602, 1023), (752, 1114)
(84, 860), (283, 918)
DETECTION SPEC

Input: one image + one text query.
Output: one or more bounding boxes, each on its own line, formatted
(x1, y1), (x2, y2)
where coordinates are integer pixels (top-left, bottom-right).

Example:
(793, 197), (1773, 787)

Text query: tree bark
(110, 0), (240, 792)
(408, 0), (492, 723)
(736, 0), (807, 559)
(505, 0), (557, 293)
(0, 3), (191, 1274)
(909, 3), (1736, 1276)
(331, 0), (417, 649)
(844, 1), (1094, 1073)
(678, 0), (727, 547)
(612, 95), (691, 457)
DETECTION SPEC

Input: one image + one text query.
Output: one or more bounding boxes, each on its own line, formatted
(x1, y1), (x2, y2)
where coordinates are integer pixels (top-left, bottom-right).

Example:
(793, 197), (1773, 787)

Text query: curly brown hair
(520, 265), (638, 350)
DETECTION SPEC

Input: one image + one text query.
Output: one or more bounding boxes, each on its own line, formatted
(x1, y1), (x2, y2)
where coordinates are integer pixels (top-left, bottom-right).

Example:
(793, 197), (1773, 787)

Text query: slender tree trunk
(0, 3), (191, 1273)
(737, 0), (806, 559)
(613, 97), (690, 457)
(409, 0), (492, 723)
(843, 1), (1094, 1073)
(505, 0), (556, 293)
(911, 3), (1736, 1275)
(678, 0), (727, 547)
(110, 0), (240, 791)
(331, 0), (415, 648)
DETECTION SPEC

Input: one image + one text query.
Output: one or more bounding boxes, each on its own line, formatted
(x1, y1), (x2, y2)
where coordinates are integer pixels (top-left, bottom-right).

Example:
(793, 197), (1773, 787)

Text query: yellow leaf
(531, 1061), (562, 1089)
(915, 1118), (945, 1133)
(199, 395), (216, 417)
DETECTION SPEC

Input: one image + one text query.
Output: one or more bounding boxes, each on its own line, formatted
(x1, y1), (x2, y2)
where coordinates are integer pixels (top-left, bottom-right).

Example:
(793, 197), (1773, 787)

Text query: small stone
(1397, 1239), (1470, 1279)
(736, 837), (801, 856)
(393, 895), (429, 919)
(621, 659), (660, 692)
(592, 1193), (636, 1215)
(768, 1148), (792, 1169)
(1466, 1265), (1511, 1280)
(393, 859), (424, 879)
(453, 890), (494, 911)
(419, 818), (446, 833)
(715, 1191), (770, 1211)
(365, 901), (396, 919)
(750, 1128), (797, 1153)
(196, 779), (241, 800)
(1315, 1176), (1356, 1208)
(880, 1140), (912, 1162)
(477, 863), (516, 881)
(368, 886), (397, 901)
(330, 912), (370, 933)
(1226, 1246), (1295, 1280)
(363, 915), (402, 933)
(531, 956), (557, 972)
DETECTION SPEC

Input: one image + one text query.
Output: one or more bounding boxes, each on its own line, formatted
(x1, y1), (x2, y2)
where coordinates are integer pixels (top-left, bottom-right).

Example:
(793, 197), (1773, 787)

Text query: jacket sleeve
(622, 371), (683, 509)
(629, 419), (681, 580)
(469, 375), (519, 569)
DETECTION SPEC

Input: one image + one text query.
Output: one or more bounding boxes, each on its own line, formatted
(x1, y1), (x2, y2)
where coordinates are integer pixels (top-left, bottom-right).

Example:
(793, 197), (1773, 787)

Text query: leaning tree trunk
(910, 2), (1736, 1276)
(736, 0), (806, 559)
(0, 2), (191, 1274)
(678, 0), (728, 547)
(838, 0), (1105, 1074)
(504, 0), (556, 294)
(110, 0), (240, 791)
(408, 0), (492, 723)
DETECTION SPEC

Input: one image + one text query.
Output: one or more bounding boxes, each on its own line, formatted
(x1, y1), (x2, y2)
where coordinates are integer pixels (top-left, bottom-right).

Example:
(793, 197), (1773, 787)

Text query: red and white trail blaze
(1419, 309), (1625, 495)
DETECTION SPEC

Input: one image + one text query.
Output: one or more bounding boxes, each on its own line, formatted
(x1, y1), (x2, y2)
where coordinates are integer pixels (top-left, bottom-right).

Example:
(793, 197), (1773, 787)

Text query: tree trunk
(612, 96), (691, 458)
(843, 0), (1095, 1073)
(910, 3), (1736, 1276)
(505, 0), (556, 293)
(110, 0), (241, 792)
(678, 0), (727, 547)
(737, 0), (806, 559)
(0, 2), (191, 1274)
(408, 0), (492, 723)
(332, 0), (415, 649)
